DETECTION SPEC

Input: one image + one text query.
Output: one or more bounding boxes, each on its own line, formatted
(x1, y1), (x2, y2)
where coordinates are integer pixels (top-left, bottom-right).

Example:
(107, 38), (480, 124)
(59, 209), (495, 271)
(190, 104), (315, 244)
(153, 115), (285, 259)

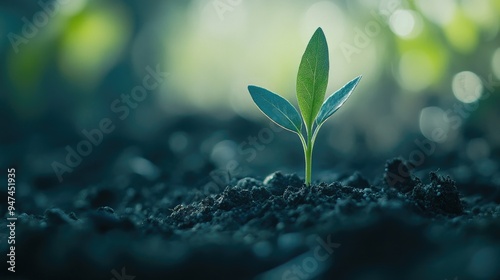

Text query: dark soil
(1, 157), (499, 280)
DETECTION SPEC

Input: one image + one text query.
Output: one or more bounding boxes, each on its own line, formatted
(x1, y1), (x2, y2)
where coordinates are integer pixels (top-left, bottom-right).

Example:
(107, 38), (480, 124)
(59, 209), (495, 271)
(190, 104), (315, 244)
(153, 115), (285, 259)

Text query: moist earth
(1, 158), (499, 280)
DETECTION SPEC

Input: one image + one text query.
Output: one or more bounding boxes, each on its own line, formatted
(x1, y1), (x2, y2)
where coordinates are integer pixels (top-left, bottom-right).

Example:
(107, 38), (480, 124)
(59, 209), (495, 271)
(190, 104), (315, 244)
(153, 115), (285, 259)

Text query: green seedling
(248, 27), (362, 185)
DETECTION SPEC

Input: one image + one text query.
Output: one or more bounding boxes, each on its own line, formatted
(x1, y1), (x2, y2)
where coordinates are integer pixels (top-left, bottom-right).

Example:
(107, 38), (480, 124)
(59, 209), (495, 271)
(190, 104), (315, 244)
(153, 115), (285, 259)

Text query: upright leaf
(296, 27), (329, 129)
(248, 86), (302, 133)
(315, 76), (361, 126)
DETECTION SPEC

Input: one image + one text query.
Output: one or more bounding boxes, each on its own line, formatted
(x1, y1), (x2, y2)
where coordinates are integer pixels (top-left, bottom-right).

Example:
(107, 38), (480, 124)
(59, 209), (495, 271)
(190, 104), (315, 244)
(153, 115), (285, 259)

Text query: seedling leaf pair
(315, 76), (361, 127)
(247, 86), (302, 133)
(248, 27), (362, 185)
(296, 28), (329, 131)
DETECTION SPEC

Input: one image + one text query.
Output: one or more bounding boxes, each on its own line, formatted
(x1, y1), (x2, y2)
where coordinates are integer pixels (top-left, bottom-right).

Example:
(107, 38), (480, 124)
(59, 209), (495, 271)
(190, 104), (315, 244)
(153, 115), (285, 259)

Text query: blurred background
(1, 0), (499, 199)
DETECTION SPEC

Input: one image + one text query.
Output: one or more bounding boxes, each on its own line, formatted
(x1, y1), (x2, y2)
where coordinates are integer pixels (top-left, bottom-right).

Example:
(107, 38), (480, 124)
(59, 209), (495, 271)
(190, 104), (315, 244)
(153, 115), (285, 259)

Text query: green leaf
(315, 76), (361, 126)
(296, 27), (329, 130)
(248, 85), (303, 133)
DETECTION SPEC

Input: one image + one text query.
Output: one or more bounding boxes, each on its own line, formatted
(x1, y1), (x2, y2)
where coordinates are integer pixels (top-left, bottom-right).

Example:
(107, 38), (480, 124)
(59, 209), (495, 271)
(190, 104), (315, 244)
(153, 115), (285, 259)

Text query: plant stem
(304, 130), (313, 186)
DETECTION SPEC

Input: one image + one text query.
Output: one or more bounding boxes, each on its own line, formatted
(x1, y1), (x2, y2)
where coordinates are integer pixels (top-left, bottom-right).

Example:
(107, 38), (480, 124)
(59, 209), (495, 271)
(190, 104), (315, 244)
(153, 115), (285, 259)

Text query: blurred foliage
(0, 0), (499, 155)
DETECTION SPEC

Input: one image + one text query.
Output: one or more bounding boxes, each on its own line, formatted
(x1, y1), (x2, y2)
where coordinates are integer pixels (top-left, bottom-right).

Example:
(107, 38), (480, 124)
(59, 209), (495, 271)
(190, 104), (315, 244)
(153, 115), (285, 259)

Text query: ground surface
(1, 116), (499, 280)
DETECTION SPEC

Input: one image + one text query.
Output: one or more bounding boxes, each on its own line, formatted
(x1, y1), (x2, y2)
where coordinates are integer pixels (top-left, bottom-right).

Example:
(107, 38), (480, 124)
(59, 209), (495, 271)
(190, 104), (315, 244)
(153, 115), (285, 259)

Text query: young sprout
(248, 27), (361, 186)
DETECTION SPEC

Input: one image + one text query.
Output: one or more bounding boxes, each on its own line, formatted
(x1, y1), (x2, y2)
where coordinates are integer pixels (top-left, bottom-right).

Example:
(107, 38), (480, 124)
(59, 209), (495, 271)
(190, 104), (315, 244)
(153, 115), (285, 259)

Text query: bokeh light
(443, 10), (478, 53)
(452, 71), (483, 103)
(493, 48), (500, 79)
(389, 9), (423, 39)
(58, 1), (131, 89)
(419, 106), (450, 143)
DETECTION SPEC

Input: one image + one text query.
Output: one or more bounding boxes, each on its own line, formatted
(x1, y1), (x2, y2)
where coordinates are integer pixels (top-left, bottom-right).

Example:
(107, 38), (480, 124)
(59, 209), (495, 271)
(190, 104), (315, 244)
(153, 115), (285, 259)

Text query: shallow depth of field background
(1, 0), (500, 191)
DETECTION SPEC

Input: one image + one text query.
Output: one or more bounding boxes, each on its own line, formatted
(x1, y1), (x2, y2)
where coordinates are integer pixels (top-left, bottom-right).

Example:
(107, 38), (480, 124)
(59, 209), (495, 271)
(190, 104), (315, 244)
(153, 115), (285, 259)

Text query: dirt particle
(411, 172), (463, 215)
(384, 158), (419, 193)
(263, 172), (303, 195)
